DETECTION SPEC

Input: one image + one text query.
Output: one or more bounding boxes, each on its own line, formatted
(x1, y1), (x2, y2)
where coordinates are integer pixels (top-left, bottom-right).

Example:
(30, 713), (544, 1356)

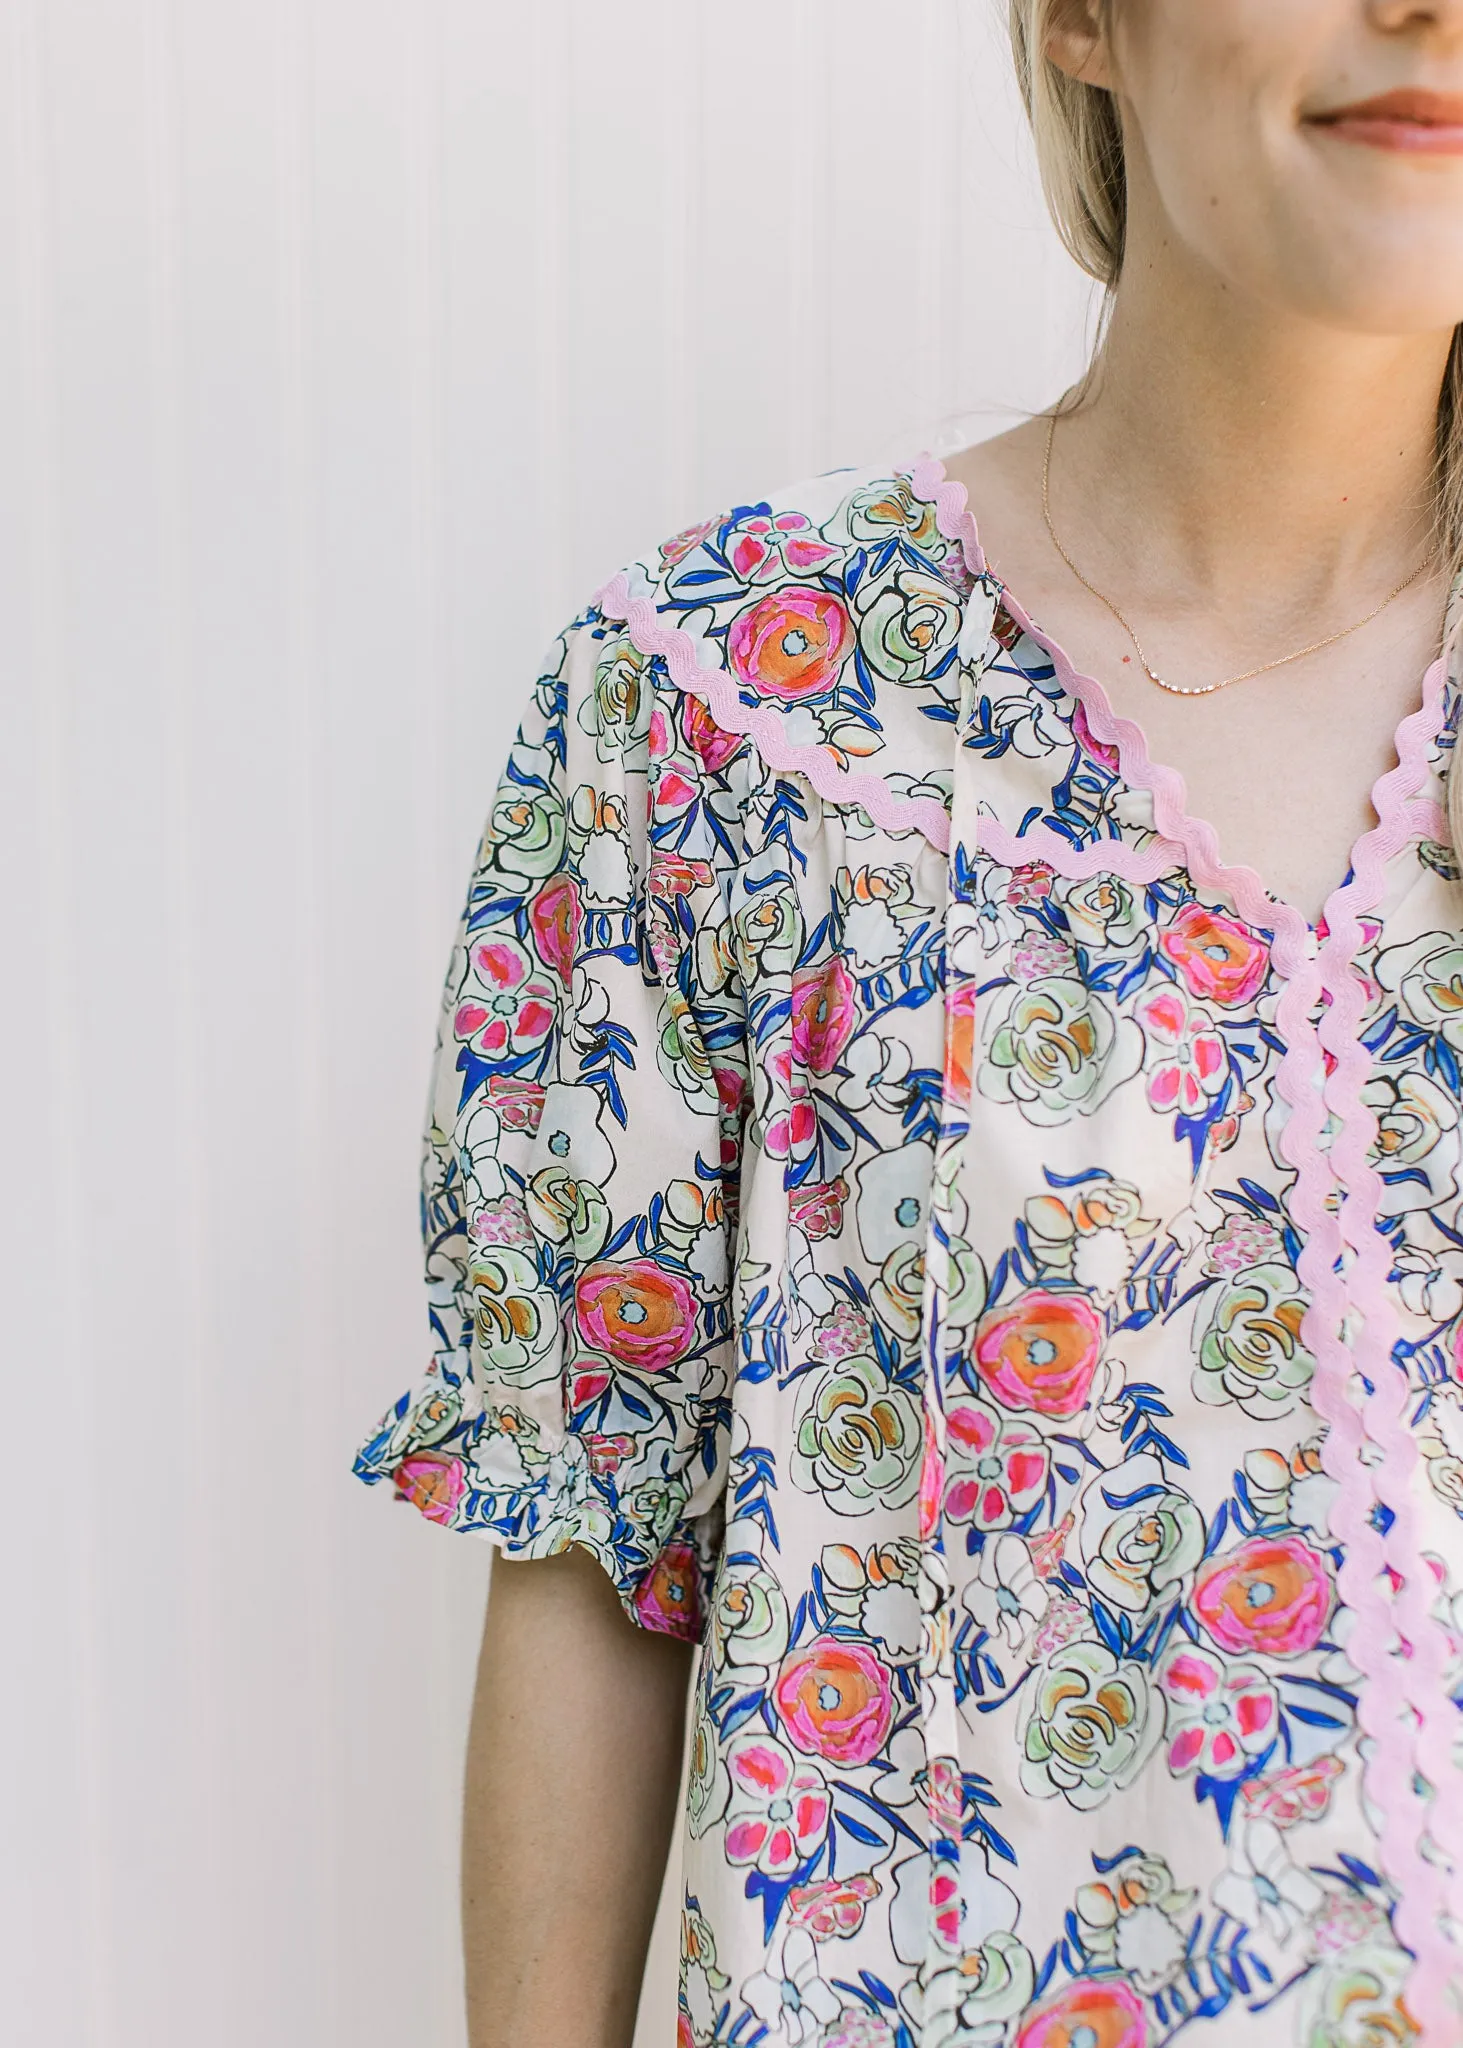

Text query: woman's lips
(1308, 87), (1463, 155)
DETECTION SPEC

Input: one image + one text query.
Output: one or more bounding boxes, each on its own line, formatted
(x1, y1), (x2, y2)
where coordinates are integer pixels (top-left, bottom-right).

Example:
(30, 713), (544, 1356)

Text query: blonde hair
(1008, 0), (1463, 843)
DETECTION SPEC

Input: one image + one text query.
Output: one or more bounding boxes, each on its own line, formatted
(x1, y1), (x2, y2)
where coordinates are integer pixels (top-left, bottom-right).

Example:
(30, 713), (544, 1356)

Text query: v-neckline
(923, 453), (1452, 950)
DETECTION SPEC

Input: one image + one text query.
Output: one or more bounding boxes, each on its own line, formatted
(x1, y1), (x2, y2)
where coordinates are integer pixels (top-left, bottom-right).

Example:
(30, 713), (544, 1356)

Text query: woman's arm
(462, 1548), (694, 2048)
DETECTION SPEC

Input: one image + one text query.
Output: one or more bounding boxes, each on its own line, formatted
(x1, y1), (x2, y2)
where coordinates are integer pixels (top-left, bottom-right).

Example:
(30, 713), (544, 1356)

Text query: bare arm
(462, 1548), (694, 2048)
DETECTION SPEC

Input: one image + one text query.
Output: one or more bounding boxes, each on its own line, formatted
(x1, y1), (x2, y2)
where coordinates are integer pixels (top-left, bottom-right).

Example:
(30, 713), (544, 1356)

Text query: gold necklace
(1039, 411), (1438, 698)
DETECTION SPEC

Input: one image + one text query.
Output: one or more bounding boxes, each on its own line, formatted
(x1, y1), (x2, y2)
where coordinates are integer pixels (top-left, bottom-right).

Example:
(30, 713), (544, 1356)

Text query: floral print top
(354, 456), (1463, 2048)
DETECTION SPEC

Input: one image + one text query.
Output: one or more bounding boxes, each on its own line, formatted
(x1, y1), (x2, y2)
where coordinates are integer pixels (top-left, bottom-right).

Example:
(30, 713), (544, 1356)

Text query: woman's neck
(1053, 226), (1450, 617)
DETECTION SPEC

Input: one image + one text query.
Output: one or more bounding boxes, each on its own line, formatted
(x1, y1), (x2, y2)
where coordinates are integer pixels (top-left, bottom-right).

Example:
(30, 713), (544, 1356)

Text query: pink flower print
(786, 1874), (879, 1941)
(574, 1259), (698, 1374)
(973, 1289), (1104, 1419)
(773, 1637), (895, 1767)
(788, 1177), (848, 1240)
(582, 1430), (634, 1476)
(660, 512), (721, 568)
(1240, 1755), (1343, 1829)
(790, 958), (858, 1074)
(1158, 1644), (1278, 1778)
(727, 586), (854, 704)
(1015, 1977), (1148, 2048)
(1206, 1212), (1284, 1276)
(570, 1366), (611, 1410)
(726, 509), (841, 584)
(924, 1755), (965, 1840)
(1193, 1535), (1333, 1659)
(391, 1452), (465, 1527)
(1011, 935), (1077, 983)
(652, 766), (700, 820)
(1030, 1591), (1089, 1659)
(918, 1404), (945, 1542)
(528, 875), (581, 989)
(1007, 861), (1054, 908)
(762, 1045), (817, 1161)
(455, 936), (558, 1058)
(1159, 902), (1271, 1008)
(1072, 695), (1121, 772)
(682, 694), (743, 772)
(1137, 983), (1227, 1116)
(486, 1076), (545, 1131)
(811, 1299), (872, 1363)
(943, 1400), (1051, 1529)
(723, 1733), (831, 1877)
(1308, 1888), (1390, 1956)
(714, 1064), (747, 1119)
(468, 1196), (535, 1250)
(633, 1539), (702, 1640)
(648, 855), (714, 903)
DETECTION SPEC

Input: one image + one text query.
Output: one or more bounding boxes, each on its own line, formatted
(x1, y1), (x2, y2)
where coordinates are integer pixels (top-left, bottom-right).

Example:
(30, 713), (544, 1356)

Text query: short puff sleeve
(353, 605), (749, 1640)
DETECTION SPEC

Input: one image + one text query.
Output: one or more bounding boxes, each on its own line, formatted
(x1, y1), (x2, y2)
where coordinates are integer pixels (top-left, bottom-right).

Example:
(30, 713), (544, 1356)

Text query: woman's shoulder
(581, 457), (989, 851)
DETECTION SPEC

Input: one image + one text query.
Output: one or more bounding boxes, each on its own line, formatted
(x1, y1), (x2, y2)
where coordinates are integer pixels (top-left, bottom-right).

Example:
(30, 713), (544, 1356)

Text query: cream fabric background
(0, 3), (1092, 2040)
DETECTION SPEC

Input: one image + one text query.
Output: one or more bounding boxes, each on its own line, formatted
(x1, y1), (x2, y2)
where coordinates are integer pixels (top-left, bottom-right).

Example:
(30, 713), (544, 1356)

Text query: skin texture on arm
(462, 1547), (694, 2048)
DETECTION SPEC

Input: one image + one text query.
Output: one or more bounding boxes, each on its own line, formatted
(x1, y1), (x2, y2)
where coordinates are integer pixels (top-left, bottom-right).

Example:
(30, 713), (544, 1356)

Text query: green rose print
(1194, 1260), (1315, 1417)
(1019, 1638), (1160, 1810)
(853, 563), (964, 688)
(979, 974), (1143, 1125)
(791, 1353), (922, 1513)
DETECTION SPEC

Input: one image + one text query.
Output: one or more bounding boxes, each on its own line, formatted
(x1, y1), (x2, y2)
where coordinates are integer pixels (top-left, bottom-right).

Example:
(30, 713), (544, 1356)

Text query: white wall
(0, 4), (1091, 2042)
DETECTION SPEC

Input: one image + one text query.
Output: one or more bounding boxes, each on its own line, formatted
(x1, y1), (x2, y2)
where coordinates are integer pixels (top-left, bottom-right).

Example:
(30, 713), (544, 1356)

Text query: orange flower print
(391, 1452), (465, 1526)
(772, 1637), (895, 1767)
(974, 1289), (1104, 1418)
(790, 959), (858, 1074)
(944, 979), (977, 1108)
(633, 1539), (702, 1640)
(1193, 1535), (1332, 1659)
(529, 874), (581, 988)
(574, 1259), (698, 1373)
(1159, 902), (1271, 1008)
(727, 585), (854, 703)
(1015, 1977), (1148, 2048)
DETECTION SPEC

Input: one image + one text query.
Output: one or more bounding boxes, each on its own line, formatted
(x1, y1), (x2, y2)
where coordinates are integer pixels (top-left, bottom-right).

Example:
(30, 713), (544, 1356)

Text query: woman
(355, 3), (1463, 2042)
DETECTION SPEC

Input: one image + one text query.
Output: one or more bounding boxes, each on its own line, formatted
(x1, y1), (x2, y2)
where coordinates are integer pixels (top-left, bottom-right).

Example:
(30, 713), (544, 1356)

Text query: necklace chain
(1039, 411), (1438, 698)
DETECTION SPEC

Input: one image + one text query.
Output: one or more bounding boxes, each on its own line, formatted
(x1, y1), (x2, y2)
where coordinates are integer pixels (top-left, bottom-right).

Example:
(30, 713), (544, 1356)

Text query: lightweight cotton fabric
(354, 458), (1463, 2047)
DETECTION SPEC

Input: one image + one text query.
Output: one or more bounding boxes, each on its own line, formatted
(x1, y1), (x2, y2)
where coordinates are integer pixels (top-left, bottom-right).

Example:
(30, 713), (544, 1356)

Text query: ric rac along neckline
(911, 449), (1451, 953)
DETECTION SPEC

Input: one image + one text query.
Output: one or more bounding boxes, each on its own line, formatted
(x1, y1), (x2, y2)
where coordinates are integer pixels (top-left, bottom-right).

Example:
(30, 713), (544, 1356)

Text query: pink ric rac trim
(914, 450), (1462, 2017)
(595, 572), (952, 852)
(1317, 658), (1463, 2020)
(976, 812), (1186, 886)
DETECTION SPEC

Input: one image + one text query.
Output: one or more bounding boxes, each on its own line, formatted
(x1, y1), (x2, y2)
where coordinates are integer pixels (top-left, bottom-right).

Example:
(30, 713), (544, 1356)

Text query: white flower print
(581, 825), (634, 906)
(963, 1534), (1049, 1655)
(1375, 928), (1463, 1049)
(990, 674), (1070, 758)
(743, 1928), (842, 2046)
(532, 1081), (617, 1186)
(889, 1845), (1021, 1969)
(1210, 1817), (1324, 1947)
(861, 1580), (923, 1659)
(959, 861), (1023, 959)
(1397, 1242), (1463, 1321)
(563, 960), (611, 1051)
(854, 1142), (934, 1264)
(838, 1031), (913, 1113)
(1074, 1851), (1196, 1996)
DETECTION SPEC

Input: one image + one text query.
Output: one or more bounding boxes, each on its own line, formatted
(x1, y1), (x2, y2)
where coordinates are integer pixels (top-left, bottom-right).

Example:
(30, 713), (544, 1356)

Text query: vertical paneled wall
(0, 4), (1092, 2042)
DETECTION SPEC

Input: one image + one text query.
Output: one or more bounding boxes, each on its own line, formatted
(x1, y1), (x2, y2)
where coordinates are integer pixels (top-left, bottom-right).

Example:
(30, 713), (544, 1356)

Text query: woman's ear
(1044, 0), (1115, 91)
